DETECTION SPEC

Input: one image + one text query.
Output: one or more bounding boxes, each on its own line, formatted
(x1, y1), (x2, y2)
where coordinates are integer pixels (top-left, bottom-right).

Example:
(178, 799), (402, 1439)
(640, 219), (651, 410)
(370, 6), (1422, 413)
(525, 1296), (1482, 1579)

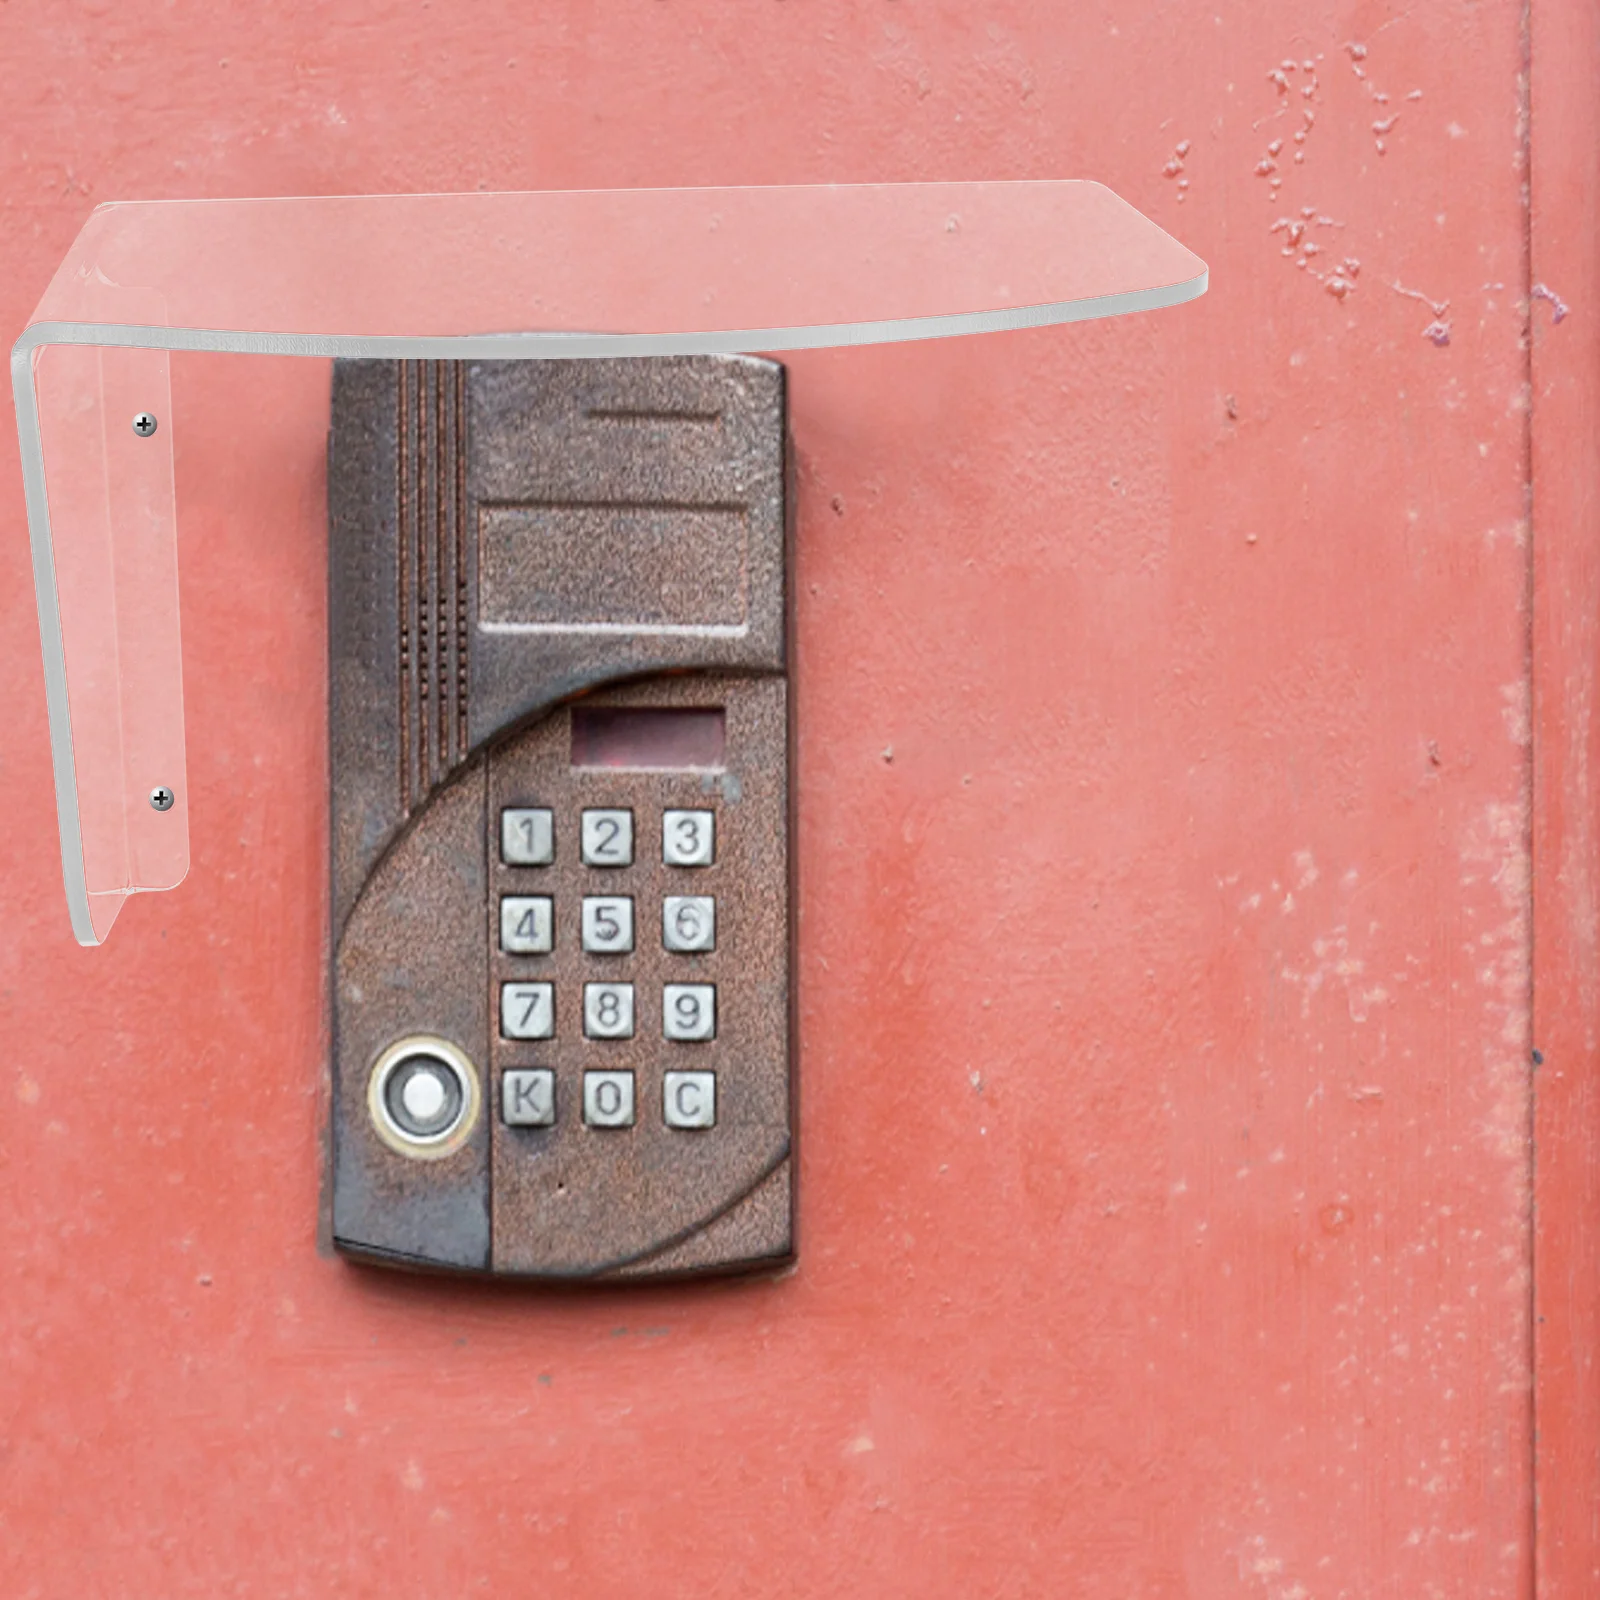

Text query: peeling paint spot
(1531, 281), (1570, 323)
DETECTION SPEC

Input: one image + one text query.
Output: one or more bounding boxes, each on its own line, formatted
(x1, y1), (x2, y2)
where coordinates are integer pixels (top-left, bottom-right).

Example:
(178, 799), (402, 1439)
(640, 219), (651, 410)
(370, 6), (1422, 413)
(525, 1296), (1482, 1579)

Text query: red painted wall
(1, 3), (1582, 1595)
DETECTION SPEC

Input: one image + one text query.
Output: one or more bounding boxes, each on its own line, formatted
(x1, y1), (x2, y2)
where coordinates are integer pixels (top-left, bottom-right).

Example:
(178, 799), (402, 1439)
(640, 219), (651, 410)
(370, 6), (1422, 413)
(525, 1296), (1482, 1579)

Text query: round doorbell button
(368, 1035), (481, 1159)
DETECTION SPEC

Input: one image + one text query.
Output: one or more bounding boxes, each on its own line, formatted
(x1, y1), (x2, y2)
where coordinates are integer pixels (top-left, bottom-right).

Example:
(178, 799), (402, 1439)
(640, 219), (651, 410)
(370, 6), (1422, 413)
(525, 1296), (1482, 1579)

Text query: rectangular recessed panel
(478, 504), (748, 631)
(571, 707), (726, 771)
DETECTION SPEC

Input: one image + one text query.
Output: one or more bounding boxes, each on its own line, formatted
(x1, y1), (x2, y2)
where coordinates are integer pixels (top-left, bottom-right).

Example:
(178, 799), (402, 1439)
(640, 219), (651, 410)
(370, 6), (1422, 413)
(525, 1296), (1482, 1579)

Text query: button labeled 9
(663, 983), (716, 1042)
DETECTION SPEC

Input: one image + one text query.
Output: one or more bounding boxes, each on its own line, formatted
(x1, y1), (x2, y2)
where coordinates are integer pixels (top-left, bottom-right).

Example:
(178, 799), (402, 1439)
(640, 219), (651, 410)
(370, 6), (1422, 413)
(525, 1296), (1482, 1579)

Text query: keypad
(496, 802), (720, 1130)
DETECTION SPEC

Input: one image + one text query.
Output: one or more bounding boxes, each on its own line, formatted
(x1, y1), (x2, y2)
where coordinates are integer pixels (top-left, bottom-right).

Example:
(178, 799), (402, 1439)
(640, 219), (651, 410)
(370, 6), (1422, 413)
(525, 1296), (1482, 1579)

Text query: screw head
(132, 412), (158, 438)
(149, 786), (175, 812)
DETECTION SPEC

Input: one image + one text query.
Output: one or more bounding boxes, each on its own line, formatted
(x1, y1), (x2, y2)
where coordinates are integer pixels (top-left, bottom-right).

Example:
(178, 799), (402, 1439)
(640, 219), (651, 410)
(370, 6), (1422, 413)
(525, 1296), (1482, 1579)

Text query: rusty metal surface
(328, 354), (792, 1277)
(332, 767), (491, 1269)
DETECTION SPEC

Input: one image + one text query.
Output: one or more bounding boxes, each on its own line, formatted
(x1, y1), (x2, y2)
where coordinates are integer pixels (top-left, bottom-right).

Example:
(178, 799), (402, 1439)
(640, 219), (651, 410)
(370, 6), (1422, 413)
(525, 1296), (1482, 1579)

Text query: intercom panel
(327, 355), (793, 1279)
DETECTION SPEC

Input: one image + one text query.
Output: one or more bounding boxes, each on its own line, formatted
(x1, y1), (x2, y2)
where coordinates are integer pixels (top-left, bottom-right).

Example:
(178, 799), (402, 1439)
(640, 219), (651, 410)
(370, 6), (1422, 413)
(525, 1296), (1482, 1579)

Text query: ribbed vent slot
(397, 360), (468, 808)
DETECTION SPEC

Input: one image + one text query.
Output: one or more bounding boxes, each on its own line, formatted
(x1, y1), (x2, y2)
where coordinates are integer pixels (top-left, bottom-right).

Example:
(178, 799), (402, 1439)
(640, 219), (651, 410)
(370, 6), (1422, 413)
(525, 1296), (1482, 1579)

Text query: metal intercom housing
(327, 355), (794, 1279)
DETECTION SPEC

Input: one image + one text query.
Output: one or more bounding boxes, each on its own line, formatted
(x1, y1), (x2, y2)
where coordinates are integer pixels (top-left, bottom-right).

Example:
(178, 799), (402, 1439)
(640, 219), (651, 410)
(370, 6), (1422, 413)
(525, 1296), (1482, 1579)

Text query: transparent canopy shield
(10, 182), (1207, 945)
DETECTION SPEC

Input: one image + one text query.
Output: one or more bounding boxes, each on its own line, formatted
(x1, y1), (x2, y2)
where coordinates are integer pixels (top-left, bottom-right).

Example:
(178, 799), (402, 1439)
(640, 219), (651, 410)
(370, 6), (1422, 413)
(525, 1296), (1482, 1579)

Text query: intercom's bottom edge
(331, 1240), (796, 1285)
(331, 1236), (493, 1277)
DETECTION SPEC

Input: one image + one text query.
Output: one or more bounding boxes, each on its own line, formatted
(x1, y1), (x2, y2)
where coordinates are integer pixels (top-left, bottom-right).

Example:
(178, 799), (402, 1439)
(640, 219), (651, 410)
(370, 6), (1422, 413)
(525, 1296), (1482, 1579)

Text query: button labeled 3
(662, 809), (715, 867)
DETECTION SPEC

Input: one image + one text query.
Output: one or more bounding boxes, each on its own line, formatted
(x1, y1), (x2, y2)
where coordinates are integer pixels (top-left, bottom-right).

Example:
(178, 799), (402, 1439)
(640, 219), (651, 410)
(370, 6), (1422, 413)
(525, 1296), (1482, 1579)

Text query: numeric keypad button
(584, 982), (635, 1039)
(501, 982), (554, 1040)
(663, 983), (716, 1042)
(499, 895), (553, 955)
(663, 1071), (716, 1130)
(581, 809), (634, 867)
(501, 808), (554, 866)
(663, 895), (715, 953)
(582, 896), (634, 954)
(502, 1068), (555, 1127)
(584, 1070), (635, 1128)
(662, 809), (715, 867)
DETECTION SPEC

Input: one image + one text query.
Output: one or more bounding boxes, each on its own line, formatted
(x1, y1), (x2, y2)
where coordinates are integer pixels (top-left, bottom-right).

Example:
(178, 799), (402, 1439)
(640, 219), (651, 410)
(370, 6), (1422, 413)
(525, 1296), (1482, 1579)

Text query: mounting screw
(132, 412), (158, 438)
(149, 786), (175, 812)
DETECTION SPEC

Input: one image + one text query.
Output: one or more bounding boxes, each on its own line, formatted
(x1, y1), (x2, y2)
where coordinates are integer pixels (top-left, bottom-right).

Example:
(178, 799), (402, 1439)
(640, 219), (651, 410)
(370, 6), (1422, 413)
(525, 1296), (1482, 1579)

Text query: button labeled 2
(582, 809), (634, 867)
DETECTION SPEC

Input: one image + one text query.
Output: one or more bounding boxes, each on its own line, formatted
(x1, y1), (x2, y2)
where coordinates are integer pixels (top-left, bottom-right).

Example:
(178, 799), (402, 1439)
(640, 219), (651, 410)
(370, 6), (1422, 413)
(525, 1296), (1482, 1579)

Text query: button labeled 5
(582, 896), (634, 954)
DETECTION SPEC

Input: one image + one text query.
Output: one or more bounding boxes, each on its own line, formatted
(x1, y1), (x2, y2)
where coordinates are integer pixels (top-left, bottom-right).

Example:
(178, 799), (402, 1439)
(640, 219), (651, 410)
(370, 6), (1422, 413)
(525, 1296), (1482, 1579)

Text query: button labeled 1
(663, 809), (715, 866)
(501, 807), (554, 866)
